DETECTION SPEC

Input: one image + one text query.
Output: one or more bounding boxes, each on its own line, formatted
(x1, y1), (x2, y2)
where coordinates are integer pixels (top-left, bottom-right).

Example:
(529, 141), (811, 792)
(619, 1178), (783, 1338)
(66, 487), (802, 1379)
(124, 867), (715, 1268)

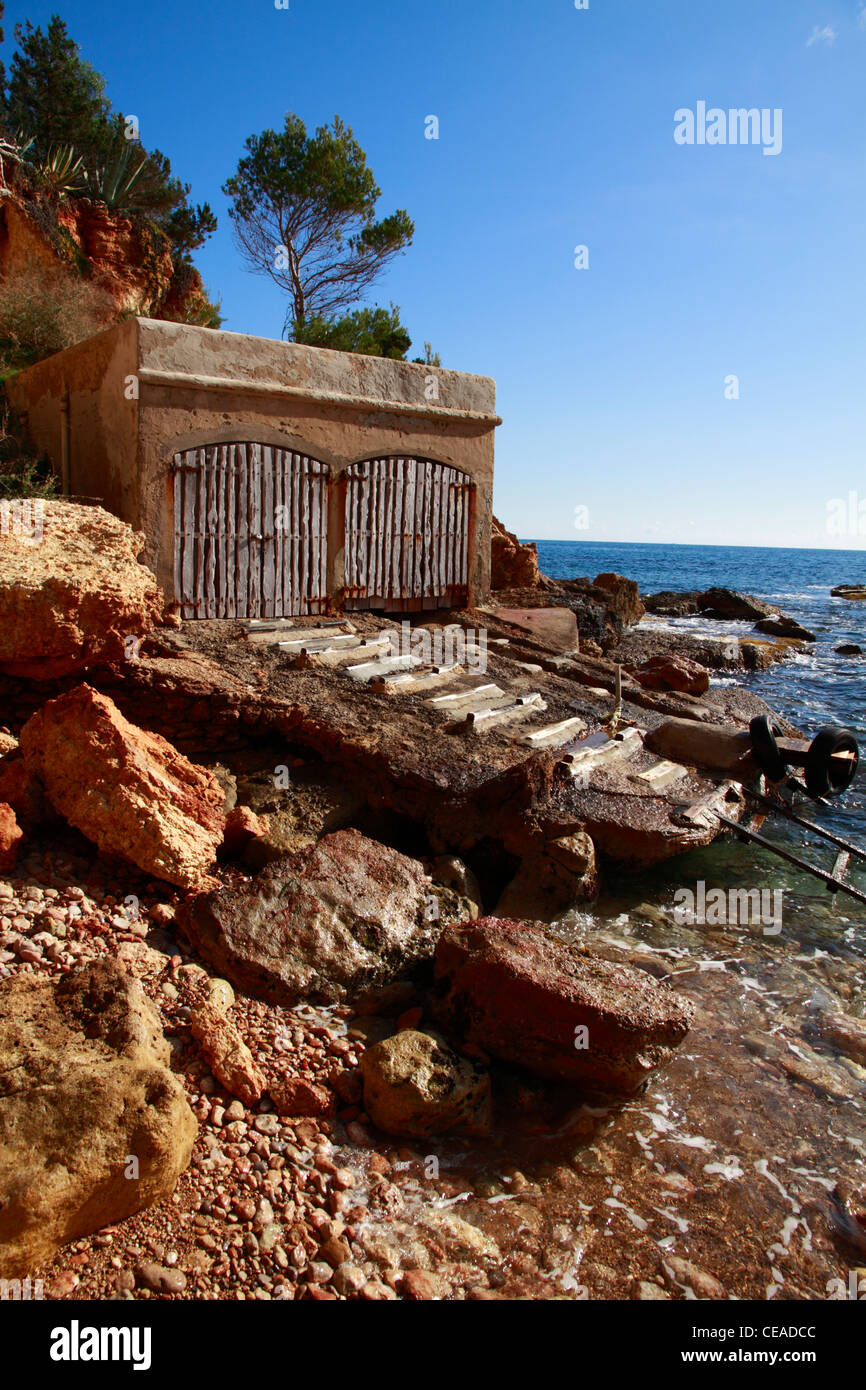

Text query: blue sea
(529, 540), (866, 918)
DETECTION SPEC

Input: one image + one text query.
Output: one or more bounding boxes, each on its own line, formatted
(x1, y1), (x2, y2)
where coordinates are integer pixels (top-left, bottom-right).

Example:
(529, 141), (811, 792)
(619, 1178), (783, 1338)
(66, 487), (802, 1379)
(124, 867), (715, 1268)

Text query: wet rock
(831, 584), (866, 601)
(0, 732), (17, 758)
(0, 500), (164, 679)
(698, 588), (778, 621)
(19, 685), (225, 889)
(643, 591), (702, 617)
(360, 1029), (492, 1138)
(189, 1001), (266, 1105)
(0, 802), (23, 871)
(432, 918), (694, 1095)
(633, 655), (710, 696)
(496, 831), (599, 921)
(754, 615), (815, 641)
(178, 828), (453, 1005)
(836, 644), (863, 656)
(816, 1009), (866, 1068)
(398, 1269), (450, 1300)
(432, 856), (483, 917)
(0, 959), (196, 1279)
(661, 1256), (726, 1300)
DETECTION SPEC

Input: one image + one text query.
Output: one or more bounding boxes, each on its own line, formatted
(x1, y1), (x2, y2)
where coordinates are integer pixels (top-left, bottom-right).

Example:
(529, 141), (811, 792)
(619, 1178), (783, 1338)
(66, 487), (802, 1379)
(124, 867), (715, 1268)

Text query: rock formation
(0, 959), (196, 1279)
(0, 501), (165, 679)
(360, 1029), (492, 1138)
(490, 516), (541, 589)
(432, 918), (695, 1095)
(178, 828), (467, 1005)
(19, 684), (225, 888)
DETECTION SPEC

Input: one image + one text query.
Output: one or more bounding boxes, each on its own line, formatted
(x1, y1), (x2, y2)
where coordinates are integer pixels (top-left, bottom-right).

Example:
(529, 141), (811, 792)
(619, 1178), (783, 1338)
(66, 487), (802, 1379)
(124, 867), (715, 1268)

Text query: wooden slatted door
(173, 443), (329, 619)
(344, 457), (472, 611)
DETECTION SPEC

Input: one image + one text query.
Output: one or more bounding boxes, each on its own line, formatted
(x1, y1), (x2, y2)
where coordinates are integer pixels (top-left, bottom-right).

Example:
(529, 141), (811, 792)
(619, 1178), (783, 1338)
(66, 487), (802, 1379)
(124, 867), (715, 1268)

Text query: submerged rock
(360, 1029), (492, 1138)
(0, 500), (164, 679)
(0, 959), (196, 1279)
(432, 917), (695, 1095)
(178, 828), (454, 1005)
(19, 684), (225, 888)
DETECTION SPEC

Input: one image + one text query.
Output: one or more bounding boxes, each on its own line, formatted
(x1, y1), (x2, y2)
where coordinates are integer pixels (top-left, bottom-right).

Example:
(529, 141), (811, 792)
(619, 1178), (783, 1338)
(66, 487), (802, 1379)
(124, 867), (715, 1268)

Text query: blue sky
(3, 0), (865, 548)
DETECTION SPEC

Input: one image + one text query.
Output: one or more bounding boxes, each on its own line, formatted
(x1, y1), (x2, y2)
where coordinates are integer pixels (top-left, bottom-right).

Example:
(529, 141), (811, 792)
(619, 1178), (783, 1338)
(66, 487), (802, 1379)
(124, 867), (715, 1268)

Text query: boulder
(634, 655), (710, 696)
(268, 1075), (333, 1118)
(754, 615), (815, 641)
(432, 918), (695, 1095)
(178, 828), (454, 1006)
(836, 644), (863, 657)
(491, 517), (541, 589)
(0, 802), (23, 871)
(0, 959), (196, 1279)
(0, 752), (52, 832)
(0, 500), (164, 679)
(593, 573), (645, 628)
(698, 588), (778, 621)
(360, 1029), (492, 1138)
(496, 831), (599, 920)
(831, 585), (866, 601)
(19, 684), (225, 888)
(642, 591), (701, 618)
(189, 1001), (266, 1106)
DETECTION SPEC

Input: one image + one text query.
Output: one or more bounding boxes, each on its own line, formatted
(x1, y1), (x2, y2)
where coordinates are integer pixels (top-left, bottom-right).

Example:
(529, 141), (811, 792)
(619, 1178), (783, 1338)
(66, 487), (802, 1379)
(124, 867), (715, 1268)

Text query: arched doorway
(173, 442), (329, 619)
(343, 456), (473, 611)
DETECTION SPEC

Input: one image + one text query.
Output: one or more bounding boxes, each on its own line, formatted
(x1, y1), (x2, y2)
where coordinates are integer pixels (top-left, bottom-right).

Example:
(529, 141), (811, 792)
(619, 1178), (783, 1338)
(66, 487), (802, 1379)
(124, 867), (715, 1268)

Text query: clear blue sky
(4, 0), (865, 549)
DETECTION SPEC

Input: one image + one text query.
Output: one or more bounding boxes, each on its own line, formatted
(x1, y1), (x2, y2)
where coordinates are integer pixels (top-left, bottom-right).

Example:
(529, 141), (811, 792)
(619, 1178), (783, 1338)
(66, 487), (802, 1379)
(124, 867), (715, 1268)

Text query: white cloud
(806, 24), (837, 45)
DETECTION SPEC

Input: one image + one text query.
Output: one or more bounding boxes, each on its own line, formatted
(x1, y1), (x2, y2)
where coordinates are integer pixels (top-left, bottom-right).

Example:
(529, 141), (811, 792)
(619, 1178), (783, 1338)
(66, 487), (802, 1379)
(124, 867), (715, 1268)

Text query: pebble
(134, 1261), (188, 1295)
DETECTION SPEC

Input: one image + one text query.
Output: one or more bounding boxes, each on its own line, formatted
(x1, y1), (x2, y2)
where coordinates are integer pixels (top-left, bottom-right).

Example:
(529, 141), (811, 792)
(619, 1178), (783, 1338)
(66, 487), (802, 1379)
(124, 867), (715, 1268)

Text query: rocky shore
(2, 504), (863, 1302)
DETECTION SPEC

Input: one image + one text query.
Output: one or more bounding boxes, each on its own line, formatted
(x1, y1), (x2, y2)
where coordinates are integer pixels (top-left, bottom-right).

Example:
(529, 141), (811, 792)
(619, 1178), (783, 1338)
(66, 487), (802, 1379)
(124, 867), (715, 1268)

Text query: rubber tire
(749, 715), (789, 783)
(804, 725), (860, 799)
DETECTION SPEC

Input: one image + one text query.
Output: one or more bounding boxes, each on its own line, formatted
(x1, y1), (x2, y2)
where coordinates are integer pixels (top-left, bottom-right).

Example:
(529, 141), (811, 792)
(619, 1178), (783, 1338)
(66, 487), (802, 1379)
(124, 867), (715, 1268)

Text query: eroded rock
(432, 918), (695, 1095)
(360, 1029), (492, 1138)
(0, 500), (164, 679)
(19, 684), (225, 888)
(189, 1001), (266, 1106)
(496, 832), (599, 920)
(634, 655), (710, 695)
(178, 828), (453, 1005)
(0, 959), (196, 1279)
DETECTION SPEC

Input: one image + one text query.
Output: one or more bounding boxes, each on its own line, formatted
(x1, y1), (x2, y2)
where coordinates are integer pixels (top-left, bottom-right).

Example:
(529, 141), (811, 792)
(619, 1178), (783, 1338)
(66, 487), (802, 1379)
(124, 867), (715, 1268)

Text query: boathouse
(8, 319), (499, 618)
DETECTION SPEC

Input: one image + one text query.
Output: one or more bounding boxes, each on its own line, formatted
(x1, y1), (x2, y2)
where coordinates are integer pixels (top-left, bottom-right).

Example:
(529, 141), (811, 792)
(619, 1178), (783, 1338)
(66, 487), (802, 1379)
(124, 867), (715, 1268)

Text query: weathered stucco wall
(7, 319), (140, 525)
(10, 318), (498, 611)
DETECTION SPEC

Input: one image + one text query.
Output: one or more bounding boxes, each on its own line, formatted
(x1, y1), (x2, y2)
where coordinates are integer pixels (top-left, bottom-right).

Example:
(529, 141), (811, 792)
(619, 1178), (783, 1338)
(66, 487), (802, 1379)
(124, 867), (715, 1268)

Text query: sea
(530, 539), (866, 915)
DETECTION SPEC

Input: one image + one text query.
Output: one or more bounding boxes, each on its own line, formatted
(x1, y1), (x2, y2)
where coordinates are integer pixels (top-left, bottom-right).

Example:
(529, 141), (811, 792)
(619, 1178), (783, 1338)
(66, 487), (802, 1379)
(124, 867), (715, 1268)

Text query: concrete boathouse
(8, 319), (500, 619)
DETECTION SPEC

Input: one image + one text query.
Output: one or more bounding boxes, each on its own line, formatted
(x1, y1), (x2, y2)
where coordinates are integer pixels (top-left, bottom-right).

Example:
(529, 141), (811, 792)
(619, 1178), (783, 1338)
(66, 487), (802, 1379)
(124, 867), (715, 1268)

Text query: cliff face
(0, 166), (210, 326)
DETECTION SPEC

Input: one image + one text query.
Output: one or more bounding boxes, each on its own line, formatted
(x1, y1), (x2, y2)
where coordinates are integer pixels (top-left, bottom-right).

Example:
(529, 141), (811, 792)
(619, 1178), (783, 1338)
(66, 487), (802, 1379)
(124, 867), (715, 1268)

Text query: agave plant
(88, 144), (148, 211)
(35, 144), (88, 198)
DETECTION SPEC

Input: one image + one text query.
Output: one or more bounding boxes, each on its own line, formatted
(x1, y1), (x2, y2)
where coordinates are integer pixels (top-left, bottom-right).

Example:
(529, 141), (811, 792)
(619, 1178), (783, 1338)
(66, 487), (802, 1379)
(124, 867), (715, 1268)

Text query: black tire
(804, 725), (860, 799)
(749, 715), (789, 783)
